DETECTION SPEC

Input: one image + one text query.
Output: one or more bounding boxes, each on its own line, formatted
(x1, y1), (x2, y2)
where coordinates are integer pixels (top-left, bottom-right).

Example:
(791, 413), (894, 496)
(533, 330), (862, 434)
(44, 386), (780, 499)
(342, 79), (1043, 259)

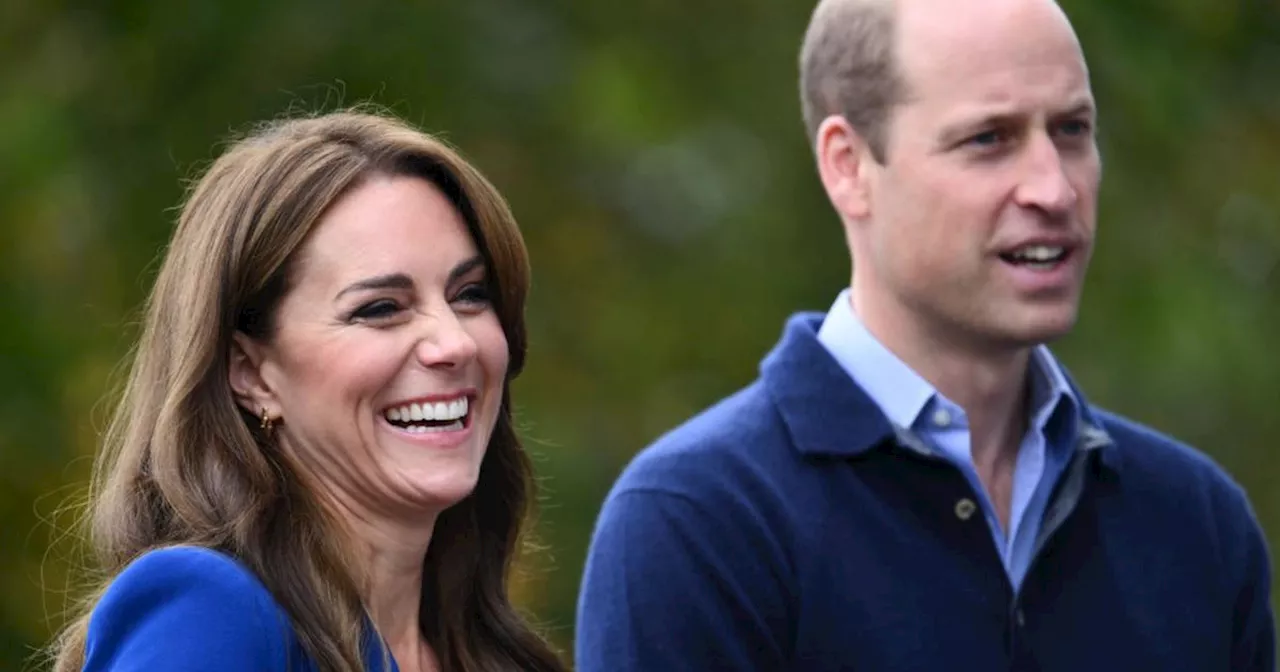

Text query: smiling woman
(47, 110), (567, 672)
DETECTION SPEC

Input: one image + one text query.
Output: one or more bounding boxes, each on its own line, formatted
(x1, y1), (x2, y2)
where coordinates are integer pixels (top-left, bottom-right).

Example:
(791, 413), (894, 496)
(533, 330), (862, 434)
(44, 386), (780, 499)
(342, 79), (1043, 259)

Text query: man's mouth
(382, 395), (471, 433)
(998, 244), (1069, 271)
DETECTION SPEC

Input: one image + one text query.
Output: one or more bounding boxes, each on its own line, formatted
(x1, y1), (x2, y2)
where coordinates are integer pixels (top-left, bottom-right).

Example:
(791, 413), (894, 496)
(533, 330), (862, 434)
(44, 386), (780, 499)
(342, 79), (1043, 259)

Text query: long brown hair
(50, 109), (566, 672)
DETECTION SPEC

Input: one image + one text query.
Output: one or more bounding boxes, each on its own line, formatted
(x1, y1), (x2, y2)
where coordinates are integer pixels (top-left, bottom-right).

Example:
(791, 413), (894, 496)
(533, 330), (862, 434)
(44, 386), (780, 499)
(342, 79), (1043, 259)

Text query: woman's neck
(325, 490), (441, 672)
(362, 534), (430, 665)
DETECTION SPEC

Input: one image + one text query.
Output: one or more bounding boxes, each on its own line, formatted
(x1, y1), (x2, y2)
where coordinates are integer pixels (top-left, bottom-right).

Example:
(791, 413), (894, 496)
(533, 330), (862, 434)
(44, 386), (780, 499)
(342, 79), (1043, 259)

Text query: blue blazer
(84, 546), (396, 671)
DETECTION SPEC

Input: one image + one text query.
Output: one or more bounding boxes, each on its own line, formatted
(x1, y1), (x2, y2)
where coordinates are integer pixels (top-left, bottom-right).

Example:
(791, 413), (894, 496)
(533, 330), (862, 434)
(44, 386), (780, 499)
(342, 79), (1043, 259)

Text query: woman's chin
(390, 470), (481, 513)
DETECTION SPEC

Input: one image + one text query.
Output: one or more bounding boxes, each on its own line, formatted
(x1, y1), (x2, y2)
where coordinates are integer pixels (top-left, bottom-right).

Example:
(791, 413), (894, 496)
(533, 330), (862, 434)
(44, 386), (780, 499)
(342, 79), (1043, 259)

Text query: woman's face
(235, 174), (510, 518)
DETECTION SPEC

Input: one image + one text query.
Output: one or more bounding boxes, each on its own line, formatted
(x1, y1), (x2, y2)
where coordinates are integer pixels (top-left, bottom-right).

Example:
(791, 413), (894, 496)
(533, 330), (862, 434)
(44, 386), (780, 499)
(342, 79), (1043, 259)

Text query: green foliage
(2, 0), (1277, 668)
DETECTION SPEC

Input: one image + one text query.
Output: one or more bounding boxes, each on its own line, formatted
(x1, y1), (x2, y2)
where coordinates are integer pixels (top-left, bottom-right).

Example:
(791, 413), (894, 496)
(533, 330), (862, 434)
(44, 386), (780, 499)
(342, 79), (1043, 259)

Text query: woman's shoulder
(107, 545), (270, 593)
(85, 545), (297, 670)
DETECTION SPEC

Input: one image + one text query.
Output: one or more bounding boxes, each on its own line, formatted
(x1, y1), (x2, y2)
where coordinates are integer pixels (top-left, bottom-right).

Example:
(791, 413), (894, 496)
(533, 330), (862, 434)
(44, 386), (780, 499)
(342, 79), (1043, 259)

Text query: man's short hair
(799, 0), (902, 163)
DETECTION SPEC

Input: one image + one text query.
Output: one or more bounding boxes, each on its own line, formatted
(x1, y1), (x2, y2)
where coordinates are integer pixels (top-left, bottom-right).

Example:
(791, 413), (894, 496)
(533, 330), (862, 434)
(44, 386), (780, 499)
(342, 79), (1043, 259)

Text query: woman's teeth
(401, 421), (463, 434)
(384, 397), (469, 432)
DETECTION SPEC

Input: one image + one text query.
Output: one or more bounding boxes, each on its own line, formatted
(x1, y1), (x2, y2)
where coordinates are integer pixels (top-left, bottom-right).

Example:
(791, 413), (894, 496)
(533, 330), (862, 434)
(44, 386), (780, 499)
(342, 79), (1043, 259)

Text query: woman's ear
(229, 331), (279, 417)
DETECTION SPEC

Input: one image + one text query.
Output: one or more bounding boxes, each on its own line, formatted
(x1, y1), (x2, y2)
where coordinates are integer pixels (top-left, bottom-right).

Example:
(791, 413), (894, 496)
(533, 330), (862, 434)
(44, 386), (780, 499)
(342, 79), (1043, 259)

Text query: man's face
(853, 0), (1101, 353)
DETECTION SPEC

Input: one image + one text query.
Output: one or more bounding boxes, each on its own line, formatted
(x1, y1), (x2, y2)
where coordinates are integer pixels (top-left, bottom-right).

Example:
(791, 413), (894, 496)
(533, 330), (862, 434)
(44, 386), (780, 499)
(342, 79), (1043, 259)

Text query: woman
(49, 110), (567, 672)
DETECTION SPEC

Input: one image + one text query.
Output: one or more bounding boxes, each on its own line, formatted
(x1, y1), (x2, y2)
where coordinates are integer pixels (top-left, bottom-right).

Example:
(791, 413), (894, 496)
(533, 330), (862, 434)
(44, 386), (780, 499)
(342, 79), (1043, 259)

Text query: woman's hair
(50, 109), (565, 672)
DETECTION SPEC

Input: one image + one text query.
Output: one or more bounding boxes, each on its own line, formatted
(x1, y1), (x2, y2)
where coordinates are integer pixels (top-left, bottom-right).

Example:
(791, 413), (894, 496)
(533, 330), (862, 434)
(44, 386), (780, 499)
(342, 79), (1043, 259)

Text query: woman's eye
(350, 299), (402, 321)
(453, 283), (492, 308)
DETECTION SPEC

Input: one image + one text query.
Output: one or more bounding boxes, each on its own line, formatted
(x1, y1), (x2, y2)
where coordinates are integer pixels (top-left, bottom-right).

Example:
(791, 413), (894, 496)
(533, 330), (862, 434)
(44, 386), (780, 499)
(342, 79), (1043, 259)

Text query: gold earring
(260, 407), (275, 436)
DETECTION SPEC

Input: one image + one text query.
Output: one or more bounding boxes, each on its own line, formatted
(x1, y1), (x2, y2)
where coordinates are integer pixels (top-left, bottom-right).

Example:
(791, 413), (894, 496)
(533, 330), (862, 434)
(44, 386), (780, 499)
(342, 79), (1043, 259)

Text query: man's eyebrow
(1055, 99), (1097, 120)
(937, 98), (1098, 144)
(936, 111), (1020, 146)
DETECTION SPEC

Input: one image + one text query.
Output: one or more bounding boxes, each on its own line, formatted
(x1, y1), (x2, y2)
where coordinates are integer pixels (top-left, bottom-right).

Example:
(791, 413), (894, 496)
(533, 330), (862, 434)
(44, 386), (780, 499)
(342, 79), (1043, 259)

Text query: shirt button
(932, 408), (952, 428)
(954, 498), (977, 521)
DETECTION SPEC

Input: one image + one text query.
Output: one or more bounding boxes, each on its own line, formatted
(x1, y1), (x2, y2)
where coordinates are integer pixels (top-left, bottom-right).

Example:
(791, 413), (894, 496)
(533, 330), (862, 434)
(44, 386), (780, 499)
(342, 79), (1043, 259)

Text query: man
(575, 0), (1275, 669)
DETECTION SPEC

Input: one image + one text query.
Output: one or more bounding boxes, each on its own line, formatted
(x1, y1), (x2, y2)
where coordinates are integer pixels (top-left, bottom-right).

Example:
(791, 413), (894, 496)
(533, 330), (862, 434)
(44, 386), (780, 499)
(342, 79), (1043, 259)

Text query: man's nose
(1013, 133), (1078, 217)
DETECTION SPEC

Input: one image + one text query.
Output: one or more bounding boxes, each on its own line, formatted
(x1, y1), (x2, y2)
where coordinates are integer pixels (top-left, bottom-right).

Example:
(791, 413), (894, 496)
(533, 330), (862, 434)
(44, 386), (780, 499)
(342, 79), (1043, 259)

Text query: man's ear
(815, 115), (874, 221)
(229, 331), (279, 418)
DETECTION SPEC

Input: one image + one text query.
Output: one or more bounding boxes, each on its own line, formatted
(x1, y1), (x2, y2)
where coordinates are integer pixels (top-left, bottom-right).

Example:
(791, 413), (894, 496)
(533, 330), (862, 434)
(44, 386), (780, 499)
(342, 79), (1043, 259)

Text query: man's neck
(850, 286), (1032, 522)
(924, 348), (1030, 471)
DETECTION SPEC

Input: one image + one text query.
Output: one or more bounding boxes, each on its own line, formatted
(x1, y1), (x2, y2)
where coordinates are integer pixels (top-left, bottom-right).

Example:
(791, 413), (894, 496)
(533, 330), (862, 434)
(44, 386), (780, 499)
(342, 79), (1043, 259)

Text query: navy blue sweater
(576, 313), (1274, 671)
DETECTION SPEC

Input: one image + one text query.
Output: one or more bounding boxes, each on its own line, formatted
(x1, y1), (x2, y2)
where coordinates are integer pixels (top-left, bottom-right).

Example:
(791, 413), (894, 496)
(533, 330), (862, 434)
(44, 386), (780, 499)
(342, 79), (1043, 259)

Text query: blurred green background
(2, 0), (1278, 668)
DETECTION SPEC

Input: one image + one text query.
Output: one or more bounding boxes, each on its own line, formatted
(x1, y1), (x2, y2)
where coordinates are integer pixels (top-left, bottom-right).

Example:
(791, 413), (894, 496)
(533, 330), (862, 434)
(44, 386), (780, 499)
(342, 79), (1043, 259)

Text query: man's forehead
(894, 0), (1085, 87)
(913, 60), (1093, 110)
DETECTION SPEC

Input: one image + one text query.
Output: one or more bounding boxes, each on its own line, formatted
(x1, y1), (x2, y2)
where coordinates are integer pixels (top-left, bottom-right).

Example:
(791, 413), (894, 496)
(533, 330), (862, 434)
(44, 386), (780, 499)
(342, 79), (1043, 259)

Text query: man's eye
(1057, 119), (1092, 137)
(350, 299), (402, 321)
(967, 129), (1006, 147)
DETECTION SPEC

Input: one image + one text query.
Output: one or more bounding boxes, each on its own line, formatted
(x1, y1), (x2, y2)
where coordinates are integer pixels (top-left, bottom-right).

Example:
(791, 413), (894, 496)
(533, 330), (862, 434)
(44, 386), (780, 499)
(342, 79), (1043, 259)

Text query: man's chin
(1003, 307), (1080, 347)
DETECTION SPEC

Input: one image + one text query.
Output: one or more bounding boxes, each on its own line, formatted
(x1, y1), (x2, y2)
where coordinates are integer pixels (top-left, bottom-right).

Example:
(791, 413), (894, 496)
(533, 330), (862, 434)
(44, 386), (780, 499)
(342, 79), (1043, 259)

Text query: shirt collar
(761, 312), (1119, 472)
(816, 289), (1080, 440)
(816, 289), (934, 429)
(1028, 340), (1079, 436)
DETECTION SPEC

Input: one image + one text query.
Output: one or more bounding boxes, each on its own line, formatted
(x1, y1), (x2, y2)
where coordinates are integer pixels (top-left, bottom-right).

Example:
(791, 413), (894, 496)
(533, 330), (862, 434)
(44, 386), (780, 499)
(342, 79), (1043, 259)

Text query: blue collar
(815, 290), (1079, 438)
(760, 310), (1119, 471)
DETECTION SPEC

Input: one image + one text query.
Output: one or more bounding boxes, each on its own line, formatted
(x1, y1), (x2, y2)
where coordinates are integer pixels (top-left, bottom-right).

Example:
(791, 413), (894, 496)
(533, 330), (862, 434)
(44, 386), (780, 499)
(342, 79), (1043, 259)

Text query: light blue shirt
(817, 289), (1079, 590)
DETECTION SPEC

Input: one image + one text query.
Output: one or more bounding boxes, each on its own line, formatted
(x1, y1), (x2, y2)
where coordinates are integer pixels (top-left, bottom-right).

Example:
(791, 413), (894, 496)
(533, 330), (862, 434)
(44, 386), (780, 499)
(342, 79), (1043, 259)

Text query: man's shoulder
(1095, 408), (1238, 484)
(1092, 407), (1255, 516)
(609, 378), (795, 502)
(648, 379), (782, 453)
(1091, 406), (1270, 614)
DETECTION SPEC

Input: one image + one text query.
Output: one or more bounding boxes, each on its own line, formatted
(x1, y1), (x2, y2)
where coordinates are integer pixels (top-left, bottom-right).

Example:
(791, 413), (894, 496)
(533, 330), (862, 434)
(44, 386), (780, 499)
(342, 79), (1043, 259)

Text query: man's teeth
(384, 398), (469, 424)
(1007, 245), (1066, 263)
